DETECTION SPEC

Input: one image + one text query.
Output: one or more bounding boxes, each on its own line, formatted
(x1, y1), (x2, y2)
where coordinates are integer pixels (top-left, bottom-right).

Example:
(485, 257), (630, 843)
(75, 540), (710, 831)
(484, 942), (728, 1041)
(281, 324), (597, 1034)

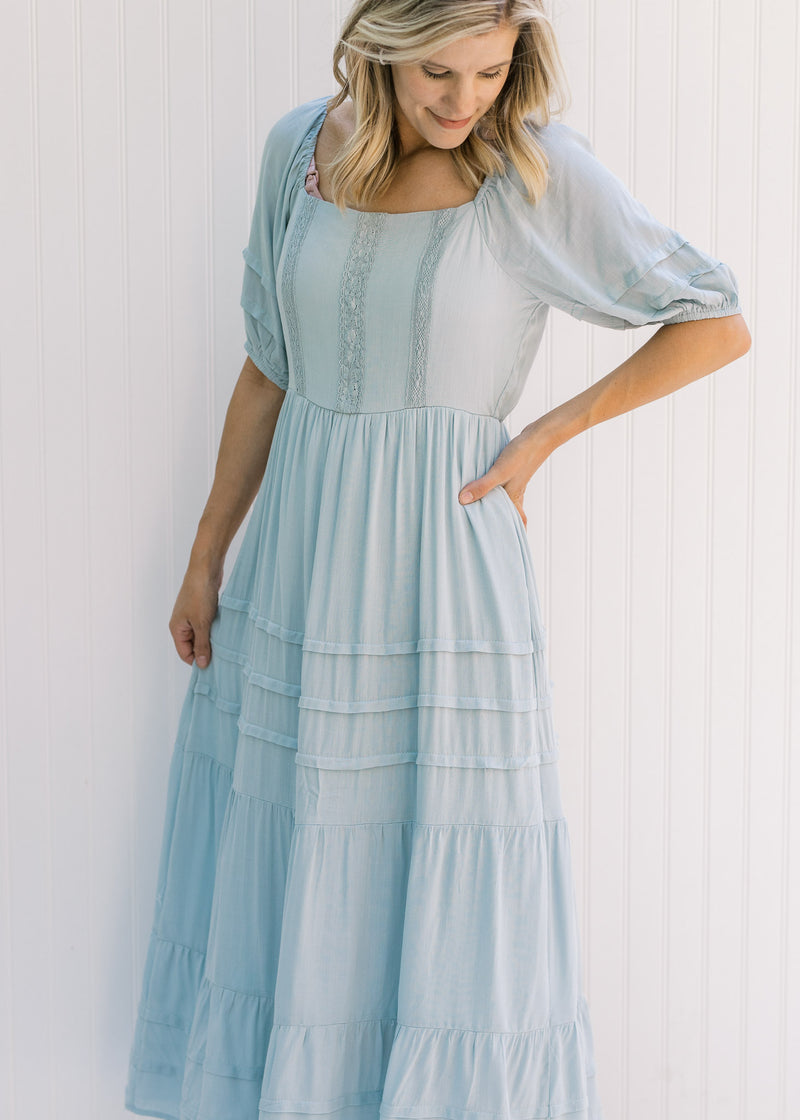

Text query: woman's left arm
(458, 312), (751, 524)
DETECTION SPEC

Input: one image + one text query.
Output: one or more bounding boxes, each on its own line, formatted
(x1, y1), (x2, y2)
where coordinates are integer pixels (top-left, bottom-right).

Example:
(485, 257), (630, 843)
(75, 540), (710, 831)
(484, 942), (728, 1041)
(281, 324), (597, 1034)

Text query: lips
(429, 109), (472, 128)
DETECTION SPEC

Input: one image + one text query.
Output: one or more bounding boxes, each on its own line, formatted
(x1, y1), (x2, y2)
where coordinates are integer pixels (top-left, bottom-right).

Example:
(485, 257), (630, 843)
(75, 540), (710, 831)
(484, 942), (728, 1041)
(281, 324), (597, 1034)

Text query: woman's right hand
(169, 564), (223, 668)
(166, 358), (283, 669)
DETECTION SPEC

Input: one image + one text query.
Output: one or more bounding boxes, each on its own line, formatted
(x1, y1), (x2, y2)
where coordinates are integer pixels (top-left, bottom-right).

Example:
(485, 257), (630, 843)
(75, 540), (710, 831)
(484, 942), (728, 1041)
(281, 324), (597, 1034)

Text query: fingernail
(197, 656), (208, 668)
(460, 490), (473, 503)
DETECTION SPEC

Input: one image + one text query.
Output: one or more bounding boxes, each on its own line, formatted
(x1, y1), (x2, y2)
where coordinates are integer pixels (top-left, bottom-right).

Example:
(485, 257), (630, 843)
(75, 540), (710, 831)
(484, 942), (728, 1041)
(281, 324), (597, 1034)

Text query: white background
(0, 1), (797, 1118)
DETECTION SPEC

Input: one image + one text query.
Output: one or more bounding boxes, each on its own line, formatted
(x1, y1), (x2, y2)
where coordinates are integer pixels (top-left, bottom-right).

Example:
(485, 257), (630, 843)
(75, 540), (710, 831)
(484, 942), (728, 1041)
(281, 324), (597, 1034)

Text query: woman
(125, 2), (750, 1119)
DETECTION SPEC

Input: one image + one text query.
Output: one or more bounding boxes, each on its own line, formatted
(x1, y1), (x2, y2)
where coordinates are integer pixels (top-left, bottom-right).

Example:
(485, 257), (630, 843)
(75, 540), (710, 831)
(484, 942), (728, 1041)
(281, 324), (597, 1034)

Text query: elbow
(738, 321), (753, 357)
(662, 309), (752, 369)
(714, 311), (752, 360)
(730, 312), (752, 356)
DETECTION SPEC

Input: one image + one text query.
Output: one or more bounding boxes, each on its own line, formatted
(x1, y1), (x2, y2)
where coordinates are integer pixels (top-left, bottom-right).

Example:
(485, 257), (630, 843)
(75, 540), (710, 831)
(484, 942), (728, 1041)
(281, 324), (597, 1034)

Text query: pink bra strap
(304, 151), (323, 200)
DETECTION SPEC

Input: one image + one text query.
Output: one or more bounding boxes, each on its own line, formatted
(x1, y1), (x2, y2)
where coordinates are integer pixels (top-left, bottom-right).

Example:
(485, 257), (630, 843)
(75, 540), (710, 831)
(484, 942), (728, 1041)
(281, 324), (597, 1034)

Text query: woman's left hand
(457, 421), (556, 529)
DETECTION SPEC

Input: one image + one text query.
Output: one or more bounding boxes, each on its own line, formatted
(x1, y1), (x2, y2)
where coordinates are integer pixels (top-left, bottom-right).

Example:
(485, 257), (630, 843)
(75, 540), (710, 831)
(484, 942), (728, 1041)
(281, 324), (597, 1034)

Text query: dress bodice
(241, 95), (743, 421)
(279, 144), (544, 418)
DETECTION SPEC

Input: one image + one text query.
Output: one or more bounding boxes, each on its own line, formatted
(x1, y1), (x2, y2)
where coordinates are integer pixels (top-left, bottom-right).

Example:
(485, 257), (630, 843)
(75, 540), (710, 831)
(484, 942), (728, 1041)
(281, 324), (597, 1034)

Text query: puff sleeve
(240, 118), (294, 389)
(490, 121), (744, 330)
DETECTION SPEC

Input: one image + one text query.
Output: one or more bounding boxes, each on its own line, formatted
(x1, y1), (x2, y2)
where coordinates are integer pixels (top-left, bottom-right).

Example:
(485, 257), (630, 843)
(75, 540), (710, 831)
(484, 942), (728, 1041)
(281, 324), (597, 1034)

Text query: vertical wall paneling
(0, 2), (795, 1119)
(782, 7), (800, 1115)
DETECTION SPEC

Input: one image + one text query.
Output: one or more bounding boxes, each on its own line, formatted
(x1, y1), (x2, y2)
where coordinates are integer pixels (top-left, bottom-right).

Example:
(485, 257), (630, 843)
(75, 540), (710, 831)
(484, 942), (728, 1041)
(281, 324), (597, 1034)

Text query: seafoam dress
(124, 92), (743, 1120)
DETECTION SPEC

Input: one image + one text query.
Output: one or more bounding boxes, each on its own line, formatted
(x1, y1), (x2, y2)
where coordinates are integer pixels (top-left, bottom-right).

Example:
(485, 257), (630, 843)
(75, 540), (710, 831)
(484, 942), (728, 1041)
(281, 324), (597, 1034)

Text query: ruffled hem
(128, 984), (603, 1120)
(255, 1000), (602, 1120)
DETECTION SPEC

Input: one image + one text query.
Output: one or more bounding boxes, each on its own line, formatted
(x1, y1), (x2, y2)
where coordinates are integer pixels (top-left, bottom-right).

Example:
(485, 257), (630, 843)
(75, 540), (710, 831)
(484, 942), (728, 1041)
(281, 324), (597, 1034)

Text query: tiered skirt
(125, 388), (604, 1120)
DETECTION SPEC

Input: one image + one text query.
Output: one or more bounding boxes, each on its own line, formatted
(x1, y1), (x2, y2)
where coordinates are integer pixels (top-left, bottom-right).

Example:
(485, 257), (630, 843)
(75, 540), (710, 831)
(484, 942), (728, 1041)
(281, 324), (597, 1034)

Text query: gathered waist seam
(282, 387), (505, 424)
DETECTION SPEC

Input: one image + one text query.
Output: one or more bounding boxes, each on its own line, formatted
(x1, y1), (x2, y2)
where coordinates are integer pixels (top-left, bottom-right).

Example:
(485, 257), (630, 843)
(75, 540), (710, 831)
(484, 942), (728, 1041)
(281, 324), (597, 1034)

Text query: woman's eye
(421, 68), (504, 81)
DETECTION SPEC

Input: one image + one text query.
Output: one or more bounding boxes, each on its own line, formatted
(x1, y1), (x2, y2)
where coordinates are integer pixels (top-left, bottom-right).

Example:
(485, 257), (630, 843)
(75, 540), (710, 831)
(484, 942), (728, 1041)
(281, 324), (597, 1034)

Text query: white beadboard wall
(0, 1), (796, 1118)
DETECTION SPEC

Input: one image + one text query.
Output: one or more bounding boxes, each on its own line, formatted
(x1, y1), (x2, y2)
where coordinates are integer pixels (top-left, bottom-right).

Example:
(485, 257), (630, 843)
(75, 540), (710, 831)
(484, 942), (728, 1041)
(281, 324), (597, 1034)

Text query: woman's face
(389, 22), (520, 151)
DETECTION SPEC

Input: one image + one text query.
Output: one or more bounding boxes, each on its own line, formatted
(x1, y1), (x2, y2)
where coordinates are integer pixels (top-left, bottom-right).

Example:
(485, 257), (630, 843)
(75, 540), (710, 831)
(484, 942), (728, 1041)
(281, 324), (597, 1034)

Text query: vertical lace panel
(336, 211), (387, 413)
(281, 192), (317, 398)
(405, 208), (458, 409)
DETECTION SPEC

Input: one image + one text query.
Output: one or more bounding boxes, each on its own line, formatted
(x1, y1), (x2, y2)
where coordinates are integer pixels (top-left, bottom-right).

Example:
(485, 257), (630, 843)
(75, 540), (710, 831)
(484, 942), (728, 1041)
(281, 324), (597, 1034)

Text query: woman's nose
(441, 98), (476, 118)
(440, 79), (480, 117)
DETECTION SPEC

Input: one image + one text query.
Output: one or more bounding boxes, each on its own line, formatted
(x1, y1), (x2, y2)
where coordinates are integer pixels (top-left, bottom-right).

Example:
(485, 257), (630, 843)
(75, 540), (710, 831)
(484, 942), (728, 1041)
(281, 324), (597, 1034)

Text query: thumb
(458, 473), (493, 505)
(193, 620), (212, 669)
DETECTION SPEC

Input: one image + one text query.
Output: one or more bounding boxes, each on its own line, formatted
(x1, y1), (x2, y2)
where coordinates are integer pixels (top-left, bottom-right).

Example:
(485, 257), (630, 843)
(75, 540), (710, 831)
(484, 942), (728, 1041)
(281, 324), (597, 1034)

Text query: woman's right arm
(169, 355), (286, 667)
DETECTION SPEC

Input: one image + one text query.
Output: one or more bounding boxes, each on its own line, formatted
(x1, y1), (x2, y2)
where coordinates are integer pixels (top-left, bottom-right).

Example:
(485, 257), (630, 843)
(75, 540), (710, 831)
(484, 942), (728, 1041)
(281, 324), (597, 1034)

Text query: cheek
(483, 85), (506, 111)
(397, 69), (440, 110)
(407, 79), (433, 107)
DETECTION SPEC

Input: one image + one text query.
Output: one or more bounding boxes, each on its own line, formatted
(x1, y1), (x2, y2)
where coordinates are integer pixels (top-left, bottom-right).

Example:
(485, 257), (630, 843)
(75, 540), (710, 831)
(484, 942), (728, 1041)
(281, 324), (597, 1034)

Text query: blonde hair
(325, 0), (572, 213)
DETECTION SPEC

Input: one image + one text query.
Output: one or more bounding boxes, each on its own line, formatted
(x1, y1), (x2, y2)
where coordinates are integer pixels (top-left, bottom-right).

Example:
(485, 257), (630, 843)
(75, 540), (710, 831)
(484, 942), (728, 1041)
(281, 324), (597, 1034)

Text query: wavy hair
(323, 0), (572, 212)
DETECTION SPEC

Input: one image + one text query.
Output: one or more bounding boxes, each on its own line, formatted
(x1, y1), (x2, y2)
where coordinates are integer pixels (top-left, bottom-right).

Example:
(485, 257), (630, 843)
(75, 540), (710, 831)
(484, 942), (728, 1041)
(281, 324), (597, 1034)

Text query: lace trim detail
(280, 192), (317, 397)
(336, 211), (387, 412)
(405, 209), (458, 408)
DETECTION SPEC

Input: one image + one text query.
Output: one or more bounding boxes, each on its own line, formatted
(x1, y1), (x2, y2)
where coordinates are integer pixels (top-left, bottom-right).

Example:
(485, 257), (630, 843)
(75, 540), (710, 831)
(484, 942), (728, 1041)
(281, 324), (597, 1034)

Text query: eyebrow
(421, 58), (514, 70)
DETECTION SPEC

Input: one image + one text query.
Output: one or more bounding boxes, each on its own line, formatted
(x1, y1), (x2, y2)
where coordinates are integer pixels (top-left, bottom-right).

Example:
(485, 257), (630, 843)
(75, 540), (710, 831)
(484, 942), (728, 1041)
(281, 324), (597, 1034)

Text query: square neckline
(299, 97), (497, 218)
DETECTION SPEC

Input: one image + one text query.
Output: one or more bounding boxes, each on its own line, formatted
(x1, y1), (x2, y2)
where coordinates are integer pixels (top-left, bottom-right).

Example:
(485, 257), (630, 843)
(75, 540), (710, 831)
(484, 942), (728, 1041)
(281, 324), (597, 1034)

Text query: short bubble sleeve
(240, 105), (315, 389)
(481, 119), (744, 330)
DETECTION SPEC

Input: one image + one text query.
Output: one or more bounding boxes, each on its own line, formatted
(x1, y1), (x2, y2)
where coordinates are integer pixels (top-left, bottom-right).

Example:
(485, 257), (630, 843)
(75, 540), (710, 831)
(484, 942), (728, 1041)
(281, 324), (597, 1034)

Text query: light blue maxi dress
(125, 93), (743, 1120)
